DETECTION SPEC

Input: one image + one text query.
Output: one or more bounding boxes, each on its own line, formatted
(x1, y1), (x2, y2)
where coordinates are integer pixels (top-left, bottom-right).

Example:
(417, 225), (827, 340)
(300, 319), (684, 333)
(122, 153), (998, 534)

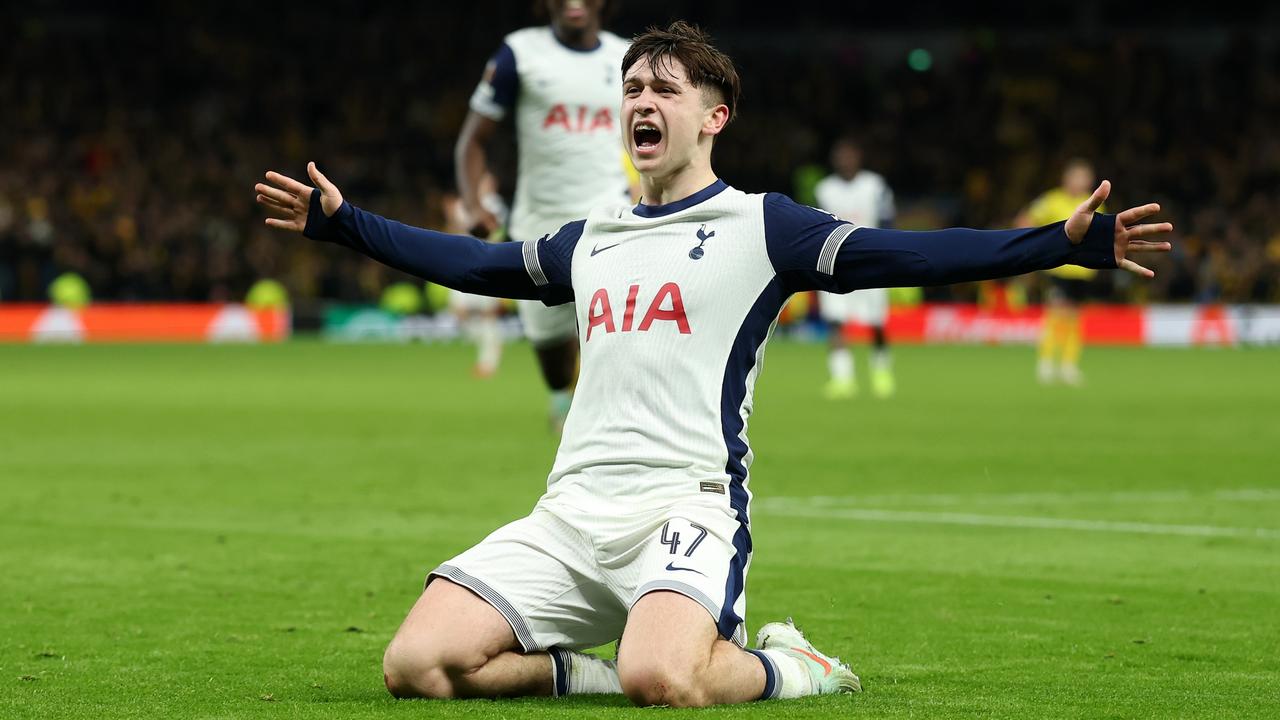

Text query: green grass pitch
(2, 340), (1278, 719)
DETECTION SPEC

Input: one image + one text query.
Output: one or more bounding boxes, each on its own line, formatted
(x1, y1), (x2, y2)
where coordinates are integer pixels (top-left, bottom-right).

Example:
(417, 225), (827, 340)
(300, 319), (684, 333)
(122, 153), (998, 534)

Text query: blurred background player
(1017, 158), (1101, 386)
(814, 136), (896, 399)
(443, 173), (509, 378)
(455, 0), (633, 431)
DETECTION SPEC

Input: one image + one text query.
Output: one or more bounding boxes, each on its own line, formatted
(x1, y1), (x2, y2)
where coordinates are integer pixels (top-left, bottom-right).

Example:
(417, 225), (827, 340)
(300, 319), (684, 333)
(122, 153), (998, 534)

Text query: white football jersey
(520, 181), (859, 527)
(814, 171), (894, 229)
(470, 26), (631, 243)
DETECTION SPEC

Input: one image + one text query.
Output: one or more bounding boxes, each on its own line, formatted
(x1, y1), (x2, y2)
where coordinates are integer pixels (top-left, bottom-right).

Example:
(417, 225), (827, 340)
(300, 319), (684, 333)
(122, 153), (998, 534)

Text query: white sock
(755, 648), (814, 699)
(476, 316), (502, 373)
(828, 347), (853, 383)
(548, 648), (621, 696)
(871, 348), (890, 371)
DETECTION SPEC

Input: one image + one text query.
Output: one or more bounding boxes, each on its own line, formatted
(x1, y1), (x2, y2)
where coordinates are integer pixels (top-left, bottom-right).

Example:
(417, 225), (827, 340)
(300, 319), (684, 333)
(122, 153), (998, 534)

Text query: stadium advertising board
(0, 305), (290, 342)
(834, 304), (1280, 347)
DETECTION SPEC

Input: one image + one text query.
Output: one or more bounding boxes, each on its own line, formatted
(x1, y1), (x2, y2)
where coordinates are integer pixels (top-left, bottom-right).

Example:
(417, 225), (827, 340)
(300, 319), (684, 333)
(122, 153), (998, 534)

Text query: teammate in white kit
(455, 0), (632, 430)
(255, 21), (1173, 707)
(814, 136), (897, 399)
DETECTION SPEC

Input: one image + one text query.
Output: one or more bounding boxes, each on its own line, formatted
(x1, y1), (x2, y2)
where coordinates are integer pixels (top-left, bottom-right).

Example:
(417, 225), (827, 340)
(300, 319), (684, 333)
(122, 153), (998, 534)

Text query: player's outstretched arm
(256, 161), (344, 230)
(1063, 180), (1172, 278)
(814, 182), (1171, 292)
(255, 163), (547, 301)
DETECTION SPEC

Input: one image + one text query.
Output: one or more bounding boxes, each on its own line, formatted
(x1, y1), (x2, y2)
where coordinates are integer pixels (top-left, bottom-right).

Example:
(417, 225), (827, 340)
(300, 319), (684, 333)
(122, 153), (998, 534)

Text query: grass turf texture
(2, 341), (1277, 719)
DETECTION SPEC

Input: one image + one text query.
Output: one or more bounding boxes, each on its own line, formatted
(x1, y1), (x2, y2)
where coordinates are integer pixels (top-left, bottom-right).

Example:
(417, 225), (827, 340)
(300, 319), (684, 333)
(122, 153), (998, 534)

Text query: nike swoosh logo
(590, 243), (620, 256)
(791, 647), (833, 676)
(664, 562), (706, 576)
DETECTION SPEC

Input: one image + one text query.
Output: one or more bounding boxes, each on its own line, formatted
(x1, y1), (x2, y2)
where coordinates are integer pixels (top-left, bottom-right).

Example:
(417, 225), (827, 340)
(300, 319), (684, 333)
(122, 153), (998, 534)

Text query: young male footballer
(256, 21), (1172, 708)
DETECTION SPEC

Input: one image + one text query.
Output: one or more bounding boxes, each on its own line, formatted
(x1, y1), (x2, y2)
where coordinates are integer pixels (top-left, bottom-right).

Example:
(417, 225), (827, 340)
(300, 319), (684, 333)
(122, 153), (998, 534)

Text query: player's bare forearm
(303, 194), (541, 300)
(454, 113), (501, 235)
(830, 214), (1116, 291)
(454, 132), (488, 210)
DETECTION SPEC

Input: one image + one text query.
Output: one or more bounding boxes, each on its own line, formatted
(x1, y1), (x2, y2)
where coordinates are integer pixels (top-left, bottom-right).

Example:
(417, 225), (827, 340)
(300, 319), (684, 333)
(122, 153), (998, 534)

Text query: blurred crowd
(2, 3), (1277, 306)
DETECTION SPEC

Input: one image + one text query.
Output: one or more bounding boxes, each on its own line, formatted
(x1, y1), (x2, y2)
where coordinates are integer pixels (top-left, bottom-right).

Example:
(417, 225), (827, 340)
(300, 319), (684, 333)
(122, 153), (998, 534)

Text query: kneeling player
(256, 21), (1171, 708)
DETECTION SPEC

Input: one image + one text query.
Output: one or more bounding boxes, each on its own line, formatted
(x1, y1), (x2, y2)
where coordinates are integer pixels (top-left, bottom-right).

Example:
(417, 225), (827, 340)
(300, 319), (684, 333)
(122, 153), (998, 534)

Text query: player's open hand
(1064, 180), (1172, 277)
(255, 162), (344, 232)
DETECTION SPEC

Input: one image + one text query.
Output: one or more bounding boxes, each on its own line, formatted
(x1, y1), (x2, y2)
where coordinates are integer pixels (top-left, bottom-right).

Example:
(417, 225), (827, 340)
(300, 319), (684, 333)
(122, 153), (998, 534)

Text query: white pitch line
(754, 505), (1280, 540)
(1215, 489), (1280, 502)
(763, 487), (1280, 509)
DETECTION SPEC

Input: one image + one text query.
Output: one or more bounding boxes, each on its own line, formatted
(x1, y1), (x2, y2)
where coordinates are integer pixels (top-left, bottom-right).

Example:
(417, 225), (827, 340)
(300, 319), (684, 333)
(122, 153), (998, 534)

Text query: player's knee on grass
(618, 658), (714, 708)
(382, 579), (516, 699)
(382, 639), (455, 698)
(383, 646), (445, 698)
(382, 634), (496, 699)
(619, 591), (725, 707)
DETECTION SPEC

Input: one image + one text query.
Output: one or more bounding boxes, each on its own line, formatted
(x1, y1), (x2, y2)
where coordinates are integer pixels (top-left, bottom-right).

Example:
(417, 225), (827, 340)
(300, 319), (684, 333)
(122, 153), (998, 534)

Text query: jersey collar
(632, 179), (729, 218)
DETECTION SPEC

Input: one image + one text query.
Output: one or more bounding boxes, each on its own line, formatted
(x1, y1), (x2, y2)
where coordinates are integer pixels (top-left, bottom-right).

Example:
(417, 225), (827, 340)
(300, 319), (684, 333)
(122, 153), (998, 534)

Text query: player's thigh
(817, 290), (850, 324)
(384, 577), (519, 676)
(432, 508), (627, 652)
(451, 290), (501, 314)
(516, 299), (577, 347)
(622, 512), (750, 647)
(617, 589), (720, 695)
(849, 287), (889, 326)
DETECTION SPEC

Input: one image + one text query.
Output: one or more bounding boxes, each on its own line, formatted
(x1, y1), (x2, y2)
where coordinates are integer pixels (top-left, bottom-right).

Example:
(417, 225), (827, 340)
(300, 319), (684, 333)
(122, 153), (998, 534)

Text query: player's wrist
(1064, 212), (1119, 270)
(303, 190), (353, 242)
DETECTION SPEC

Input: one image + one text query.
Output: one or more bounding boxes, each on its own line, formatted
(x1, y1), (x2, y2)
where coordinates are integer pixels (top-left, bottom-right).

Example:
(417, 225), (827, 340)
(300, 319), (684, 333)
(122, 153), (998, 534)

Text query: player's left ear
(701, 102), (730, 138)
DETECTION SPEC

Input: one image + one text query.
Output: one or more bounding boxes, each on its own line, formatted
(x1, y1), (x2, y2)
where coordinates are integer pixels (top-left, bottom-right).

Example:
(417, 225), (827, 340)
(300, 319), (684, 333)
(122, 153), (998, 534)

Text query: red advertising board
(0, 305), (290, 342)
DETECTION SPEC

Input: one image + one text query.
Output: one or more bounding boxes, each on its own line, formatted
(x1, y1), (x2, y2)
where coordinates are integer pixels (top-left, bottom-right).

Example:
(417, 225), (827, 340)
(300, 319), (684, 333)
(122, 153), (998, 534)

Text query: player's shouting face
(622, 56), (729, 179)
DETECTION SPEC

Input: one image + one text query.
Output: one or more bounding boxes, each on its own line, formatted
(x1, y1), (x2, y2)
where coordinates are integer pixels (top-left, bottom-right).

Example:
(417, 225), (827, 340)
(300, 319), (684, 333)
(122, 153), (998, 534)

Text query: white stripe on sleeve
(817, 223), (857, 276)
(522, 238), (549, 286)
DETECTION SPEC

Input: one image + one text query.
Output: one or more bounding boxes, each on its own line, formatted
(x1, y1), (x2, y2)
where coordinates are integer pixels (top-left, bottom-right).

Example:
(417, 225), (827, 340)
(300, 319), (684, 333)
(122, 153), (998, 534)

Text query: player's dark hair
(622, 21), (741, 124)
(532, 0), (619, 23)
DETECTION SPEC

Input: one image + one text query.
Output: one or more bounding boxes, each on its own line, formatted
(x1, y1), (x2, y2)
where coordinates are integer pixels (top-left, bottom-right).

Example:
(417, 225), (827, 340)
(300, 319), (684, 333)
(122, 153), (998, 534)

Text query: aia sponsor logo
(586, 282), (690, 341)
(543, 104), (614, 132)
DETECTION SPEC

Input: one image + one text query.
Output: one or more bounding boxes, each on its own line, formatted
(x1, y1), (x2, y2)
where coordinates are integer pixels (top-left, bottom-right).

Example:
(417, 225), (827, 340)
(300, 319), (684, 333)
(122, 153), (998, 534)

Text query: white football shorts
(516, 299), (578, 347)
(429, 501), (750, 651)
(449, 289), (501, 313)
(818, 287), (889, 326)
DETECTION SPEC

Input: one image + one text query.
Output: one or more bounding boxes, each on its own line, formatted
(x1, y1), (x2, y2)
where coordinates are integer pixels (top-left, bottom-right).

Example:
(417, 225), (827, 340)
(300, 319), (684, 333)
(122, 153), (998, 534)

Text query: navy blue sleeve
(303, 191), (549, 301)
(524, 220), (584, 306)
(763, 193), (858, 293)
(469, 43), (519, 120)
(763, 193), (1117, 293)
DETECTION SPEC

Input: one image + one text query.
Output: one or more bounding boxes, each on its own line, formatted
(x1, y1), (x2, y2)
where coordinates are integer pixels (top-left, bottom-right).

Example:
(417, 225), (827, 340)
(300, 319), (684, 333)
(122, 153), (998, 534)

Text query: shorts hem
(630, 580), (746, 648)
(428, 563), (541, 652)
